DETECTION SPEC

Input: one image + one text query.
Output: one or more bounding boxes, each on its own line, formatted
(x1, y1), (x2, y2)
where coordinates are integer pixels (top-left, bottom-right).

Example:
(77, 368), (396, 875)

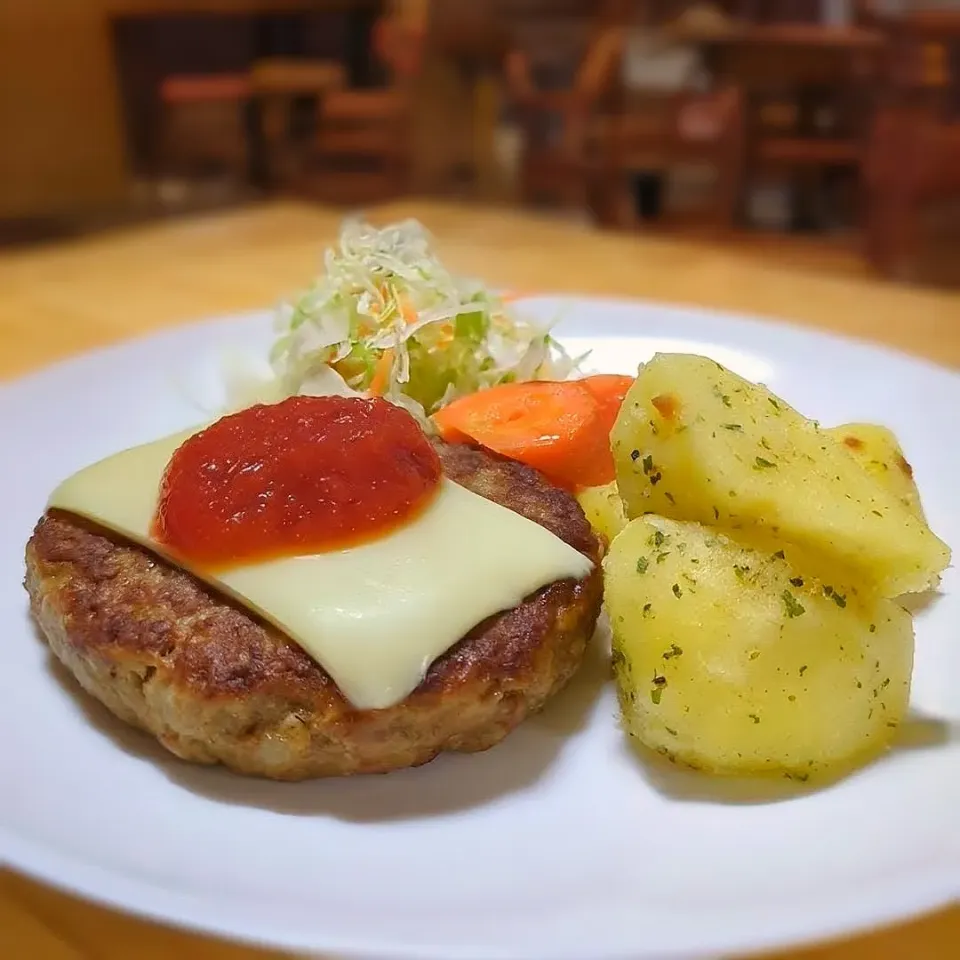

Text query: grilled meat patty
(24, 440), (603, 779)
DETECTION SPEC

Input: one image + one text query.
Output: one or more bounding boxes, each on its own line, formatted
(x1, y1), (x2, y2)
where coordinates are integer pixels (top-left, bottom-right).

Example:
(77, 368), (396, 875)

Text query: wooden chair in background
(250, 58), (345, 190)
(592, 84), (746, 231)
(863, 11), (960, 285)
(503, 16), (622, 212)
(158, 74), (252, 183)
(299, 14), (425, 205)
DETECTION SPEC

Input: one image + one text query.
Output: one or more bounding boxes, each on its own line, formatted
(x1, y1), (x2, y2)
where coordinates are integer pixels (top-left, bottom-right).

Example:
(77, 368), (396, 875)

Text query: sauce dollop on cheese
(153, 395), (442, 568)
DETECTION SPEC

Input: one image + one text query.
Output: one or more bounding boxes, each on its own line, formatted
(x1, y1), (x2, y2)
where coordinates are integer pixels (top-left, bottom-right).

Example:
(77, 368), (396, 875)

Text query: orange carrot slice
(576, 374), (635, 485)
(432, 380), (610, 491)
(580, 374), (635, 434)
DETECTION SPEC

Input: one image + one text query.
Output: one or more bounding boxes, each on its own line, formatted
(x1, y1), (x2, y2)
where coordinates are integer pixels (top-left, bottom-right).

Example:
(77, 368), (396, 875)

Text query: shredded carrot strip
(435, 321), (454, 347)
(399, 294), (418, 325)
(369, 349), (395, 395)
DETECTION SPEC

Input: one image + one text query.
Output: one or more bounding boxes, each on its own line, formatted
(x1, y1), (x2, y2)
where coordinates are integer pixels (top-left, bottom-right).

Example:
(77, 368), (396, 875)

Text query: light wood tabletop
(1, 200), (957, 960)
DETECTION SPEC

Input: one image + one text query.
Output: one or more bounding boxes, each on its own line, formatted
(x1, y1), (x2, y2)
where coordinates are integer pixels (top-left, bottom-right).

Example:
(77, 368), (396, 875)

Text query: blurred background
(0, 0), (958, 288)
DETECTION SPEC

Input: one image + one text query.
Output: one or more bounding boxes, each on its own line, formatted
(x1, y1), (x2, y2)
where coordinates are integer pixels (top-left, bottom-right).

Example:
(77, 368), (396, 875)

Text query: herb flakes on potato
(604, 516), (914, 781)
(611, 353), (950, 598)
(827, 422), (926, 521)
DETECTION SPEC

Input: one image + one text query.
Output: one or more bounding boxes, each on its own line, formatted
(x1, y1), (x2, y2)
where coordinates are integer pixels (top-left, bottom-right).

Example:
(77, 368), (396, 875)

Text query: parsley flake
(783, 591), (806, 618)
(713, 385), (732, 407)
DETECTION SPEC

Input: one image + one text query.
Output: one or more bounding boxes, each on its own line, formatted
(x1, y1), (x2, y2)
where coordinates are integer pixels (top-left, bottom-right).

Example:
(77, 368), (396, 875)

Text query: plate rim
(3, 826), (957, 960)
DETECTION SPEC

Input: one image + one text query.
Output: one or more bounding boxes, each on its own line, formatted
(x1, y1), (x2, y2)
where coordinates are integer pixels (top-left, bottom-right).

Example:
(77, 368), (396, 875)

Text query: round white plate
(1, 297), (958, 960)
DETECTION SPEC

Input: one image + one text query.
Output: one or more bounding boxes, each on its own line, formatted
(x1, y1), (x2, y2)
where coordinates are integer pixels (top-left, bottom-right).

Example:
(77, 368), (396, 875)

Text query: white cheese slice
(47, 428), (594, 709)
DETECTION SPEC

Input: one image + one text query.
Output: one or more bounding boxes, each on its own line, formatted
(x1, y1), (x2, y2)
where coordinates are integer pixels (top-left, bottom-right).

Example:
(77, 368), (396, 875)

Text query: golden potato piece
(827, 422), (925, 520)
(576, 481), (627, 546)
(603, 516), (914, 780)
(611, 353), (949, 597)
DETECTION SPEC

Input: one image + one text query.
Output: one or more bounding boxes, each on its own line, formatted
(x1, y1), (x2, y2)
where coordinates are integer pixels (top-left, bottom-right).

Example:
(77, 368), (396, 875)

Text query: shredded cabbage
(228, 218), (585, 423)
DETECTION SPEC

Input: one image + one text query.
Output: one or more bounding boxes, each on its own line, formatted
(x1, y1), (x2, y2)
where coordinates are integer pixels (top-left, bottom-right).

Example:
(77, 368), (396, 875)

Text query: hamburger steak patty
(24, 440), (604, 779)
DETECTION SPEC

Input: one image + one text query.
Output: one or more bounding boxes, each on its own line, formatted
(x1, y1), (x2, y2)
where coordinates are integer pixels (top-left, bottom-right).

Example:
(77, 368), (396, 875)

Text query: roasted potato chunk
(604, 516), (914, 780)
(576, 481), (627, 546)
(827, 422), (925, 520)
(611, 353), (949, 597)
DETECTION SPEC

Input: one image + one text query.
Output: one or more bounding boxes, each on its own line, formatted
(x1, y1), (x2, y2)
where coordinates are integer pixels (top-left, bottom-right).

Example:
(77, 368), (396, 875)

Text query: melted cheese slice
(47, 428), (593, 709)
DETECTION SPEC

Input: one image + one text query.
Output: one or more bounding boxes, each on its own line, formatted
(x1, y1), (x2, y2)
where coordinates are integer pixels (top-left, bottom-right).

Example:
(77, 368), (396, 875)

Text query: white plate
(1, 297), (958, 960)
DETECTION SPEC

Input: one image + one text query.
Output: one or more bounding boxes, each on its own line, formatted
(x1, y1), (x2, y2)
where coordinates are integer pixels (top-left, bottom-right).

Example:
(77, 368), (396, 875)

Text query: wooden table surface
(1, 200), (957, 960)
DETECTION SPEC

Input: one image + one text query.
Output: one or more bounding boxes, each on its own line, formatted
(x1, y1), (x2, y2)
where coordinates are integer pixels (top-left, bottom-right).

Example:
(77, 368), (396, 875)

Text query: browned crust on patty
(24, 440), (603, 779)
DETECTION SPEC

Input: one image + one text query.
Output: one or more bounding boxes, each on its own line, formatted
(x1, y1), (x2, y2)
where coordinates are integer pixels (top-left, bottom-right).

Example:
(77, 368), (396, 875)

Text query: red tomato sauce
(153, 395), (442, 568)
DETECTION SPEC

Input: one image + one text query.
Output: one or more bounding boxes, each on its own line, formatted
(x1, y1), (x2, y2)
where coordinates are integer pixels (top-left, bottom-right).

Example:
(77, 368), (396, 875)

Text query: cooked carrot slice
(580, 374), (635, 432)
(432, 380), (611, 491)
(576, 374), (635, 485)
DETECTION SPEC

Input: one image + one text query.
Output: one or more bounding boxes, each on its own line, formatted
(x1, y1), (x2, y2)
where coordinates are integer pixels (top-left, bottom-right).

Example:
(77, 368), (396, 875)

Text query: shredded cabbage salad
(226, 218), (584, 424)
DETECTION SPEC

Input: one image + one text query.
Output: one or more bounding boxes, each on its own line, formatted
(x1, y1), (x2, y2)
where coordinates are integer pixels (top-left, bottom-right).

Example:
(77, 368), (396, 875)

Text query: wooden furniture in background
(593, 84), (745, 230)
(418, 1), (603, 200)
(864, 109), (960, 284)
(692, 23), (886, 233)
(503, 12), (620, 210)
(112, 3), (371, 188)
(0, 0), (341, 222)
(863, 10), (960, 285)
(158, 73), (252, 182)
(494, 8), (888, 234)
(250, 58), (346, 189)
(413, 0), (497, 191)
(302, 13), (426, 204)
